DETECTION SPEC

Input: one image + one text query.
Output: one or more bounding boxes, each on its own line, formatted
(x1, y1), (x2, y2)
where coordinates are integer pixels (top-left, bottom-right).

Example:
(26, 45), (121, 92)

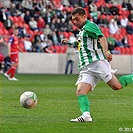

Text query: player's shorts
(75, 59), (112, 91)
(10, 53), (18, 63)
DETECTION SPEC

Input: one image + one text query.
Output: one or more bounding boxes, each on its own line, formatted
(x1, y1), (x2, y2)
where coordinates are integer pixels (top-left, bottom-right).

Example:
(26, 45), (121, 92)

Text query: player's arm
(8, 37), (14, 57)
(62, 39), (77, 47)
(7, 43), (11, 57)
(62, 38), (72, 45)
(99, 36), (112, 61)
(17, 45), (23, 52)
(85, 22), (112, 61)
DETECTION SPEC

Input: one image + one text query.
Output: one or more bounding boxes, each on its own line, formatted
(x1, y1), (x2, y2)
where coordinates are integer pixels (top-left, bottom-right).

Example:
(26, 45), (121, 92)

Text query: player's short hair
(71, 7), (86, 16)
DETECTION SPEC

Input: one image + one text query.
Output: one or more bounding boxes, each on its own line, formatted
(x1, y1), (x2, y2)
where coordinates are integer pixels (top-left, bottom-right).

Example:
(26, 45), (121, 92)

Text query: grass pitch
(0, 74), (132, 133)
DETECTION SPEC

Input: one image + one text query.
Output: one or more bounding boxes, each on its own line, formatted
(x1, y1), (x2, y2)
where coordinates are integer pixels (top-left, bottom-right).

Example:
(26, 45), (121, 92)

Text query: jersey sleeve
(85, 21), (104, 39)
(8, 37), (14, 45)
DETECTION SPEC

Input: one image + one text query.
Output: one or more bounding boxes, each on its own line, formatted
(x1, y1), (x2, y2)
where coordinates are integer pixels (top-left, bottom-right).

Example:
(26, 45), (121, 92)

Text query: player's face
(71, 13), (87, 29)
(13, 29), (19, 36)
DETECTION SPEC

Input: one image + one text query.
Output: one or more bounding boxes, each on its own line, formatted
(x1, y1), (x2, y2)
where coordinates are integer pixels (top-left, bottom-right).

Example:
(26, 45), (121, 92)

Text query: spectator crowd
(0, 0), (133, 54)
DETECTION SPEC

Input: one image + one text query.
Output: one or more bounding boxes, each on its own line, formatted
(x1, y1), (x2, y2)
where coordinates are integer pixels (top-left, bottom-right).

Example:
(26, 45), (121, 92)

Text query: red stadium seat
(19, 38), (26, 52)
(3, 37), (9, 43)
(119, 15), (123, 20)
(61, 45), (66, 53)
(24, 23), (30, 30)
(63, 45), (68, 53)
(124, 10), (130, 17)
(49, 45), (55, 53)
(114, 47), (121, 53)
(63, 32), (69, 39)
(125, 47), (130, 54)
(101, 27), (109, 37)
(106, 15), (113, 22)
(119, 9), (124, 15)
(0, 30), (4, 35)
(102, 14), (106, 19)
(120, 47), (126, 54)
(121, 28), (126, 35)
(107, 3), (112, 8)
(3, 29), (9, 35)
(113, 34), (119, 40)
(84, 6), (90, 17)
(95, 3), (100, 8)
(13, 16), (19, 23)
(127, 34), (132, 39)
(117, 4), (122, 10)
(130, 47), (133, 54)
(130, 22), (133, 28)
(17, 16), (25, 24)
(9, 16), (13, 21)
(53, 45), (60, 53)
(15, 22), (23, 28)
(27, 30), (34, 36)
(0, 22), (4, 29)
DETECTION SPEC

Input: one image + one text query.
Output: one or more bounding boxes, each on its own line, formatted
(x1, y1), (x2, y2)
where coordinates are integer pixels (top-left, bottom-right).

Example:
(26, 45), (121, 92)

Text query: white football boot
(70, 112), (92, 122)
(8, 77), (18, 81)
(4, 73), (10, 79)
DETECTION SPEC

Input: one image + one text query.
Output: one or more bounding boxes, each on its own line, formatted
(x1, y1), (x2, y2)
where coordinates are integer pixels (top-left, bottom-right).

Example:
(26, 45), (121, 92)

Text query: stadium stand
(0, 0), (133, 54)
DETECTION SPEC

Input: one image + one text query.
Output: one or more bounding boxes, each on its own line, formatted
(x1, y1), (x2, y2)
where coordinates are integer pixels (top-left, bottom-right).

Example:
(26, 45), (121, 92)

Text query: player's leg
(4, 53), (18, 81)
(76, 83), (92, 113)
(107, 74), (122, 90)
(71, 72), (99, 122)
(71, 82), (92, 122)
(5, 62), (18, 80)
(65, 61), (69, 74)
(119, 74), (133, 88)
(107, 74), (133, 90)
(98, 59), (133, 90)
(70, 61), (73, 74)
(9, 63), (18, 78)
(3, 56), (11, 73)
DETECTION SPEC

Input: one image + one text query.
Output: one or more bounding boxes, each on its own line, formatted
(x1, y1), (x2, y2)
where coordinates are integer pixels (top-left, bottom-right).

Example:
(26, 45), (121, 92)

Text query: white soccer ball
(20, 91), (38, 109)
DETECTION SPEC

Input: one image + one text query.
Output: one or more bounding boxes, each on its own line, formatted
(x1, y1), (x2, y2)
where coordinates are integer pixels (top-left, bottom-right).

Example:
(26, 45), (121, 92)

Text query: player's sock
(6, 67), (13, 75)
(119, 74), (133, 88)
(10, 66), (16, 78)
(78, 94), (90, 114)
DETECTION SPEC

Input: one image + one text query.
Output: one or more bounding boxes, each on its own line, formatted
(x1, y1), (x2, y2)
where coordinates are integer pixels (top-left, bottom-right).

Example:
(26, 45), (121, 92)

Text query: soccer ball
(20, 91), (38, 109)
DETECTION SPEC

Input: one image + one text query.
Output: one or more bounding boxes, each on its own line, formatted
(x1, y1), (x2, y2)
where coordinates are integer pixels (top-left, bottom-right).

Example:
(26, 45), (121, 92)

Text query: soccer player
(62, 7), (133, 122)
(4, 28), (23, 81)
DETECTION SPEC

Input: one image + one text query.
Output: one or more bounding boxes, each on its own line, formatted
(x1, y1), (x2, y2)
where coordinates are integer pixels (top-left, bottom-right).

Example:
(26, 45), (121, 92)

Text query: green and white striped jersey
(77, 20), (106, 70)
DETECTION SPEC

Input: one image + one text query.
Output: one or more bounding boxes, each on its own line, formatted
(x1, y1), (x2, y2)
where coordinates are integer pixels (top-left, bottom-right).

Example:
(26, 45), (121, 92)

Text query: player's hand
(62, 38), (69, 44)
(104, 51), (112, 61)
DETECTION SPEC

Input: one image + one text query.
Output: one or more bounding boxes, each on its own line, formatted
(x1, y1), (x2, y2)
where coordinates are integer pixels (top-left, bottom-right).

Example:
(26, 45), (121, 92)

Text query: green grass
(0, 74), (133, 133)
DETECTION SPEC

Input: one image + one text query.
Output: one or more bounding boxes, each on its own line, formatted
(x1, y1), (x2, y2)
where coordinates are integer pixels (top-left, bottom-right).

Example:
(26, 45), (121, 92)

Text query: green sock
(78, 94), (90, 114)
(119, 74), (133, 88)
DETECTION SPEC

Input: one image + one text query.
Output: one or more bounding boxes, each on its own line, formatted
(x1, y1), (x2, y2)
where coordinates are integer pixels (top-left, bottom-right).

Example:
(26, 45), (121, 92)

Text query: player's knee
(76, 89), (86, 96)
(76, 89), (89, 96)
(112, 84), (122, 91)
(12, 63), (18, 67)
(76, 90), (81, 96)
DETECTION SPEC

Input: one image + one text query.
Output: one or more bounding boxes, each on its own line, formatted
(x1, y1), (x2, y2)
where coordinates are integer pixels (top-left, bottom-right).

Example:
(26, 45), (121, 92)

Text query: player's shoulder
(9, 36), (14, 40)
(8, 35), (14, 43)
(86, 20), (99, 27)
